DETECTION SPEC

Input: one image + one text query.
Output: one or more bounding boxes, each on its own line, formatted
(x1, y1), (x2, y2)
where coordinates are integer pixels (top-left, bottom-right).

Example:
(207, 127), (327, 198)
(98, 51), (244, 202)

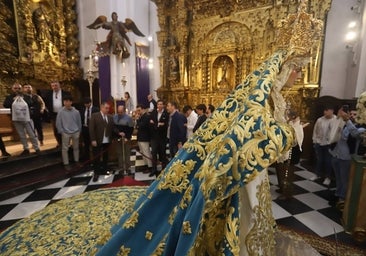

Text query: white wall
(321, 0), (365, 99)
(355, 0), (366, 96)
(148, 1), (161, 100)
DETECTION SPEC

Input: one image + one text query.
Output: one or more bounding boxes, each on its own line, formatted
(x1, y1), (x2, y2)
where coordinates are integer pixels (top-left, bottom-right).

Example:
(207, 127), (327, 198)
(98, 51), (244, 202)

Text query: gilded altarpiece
(0, 0), (81, 103)
(152, 0), (332, 120)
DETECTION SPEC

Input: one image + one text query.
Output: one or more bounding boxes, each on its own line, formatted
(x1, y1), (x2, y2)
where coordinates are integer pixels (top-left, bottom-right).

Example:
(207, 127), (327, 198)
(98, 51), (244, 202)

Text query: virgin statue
(0, 1), (322, 255)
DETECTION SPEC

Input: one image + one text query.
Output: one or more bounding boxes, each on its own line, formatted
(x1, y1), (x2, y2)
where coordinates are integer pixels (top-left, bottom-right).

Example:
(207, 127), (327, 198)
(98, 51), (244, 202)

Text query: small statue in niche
(217, 58), (231, 90)
(169, 54), (179, 75)
(32, 6), (53, 50)
(219, 59), (228, 83)
(32, 7), (51, 41)
(87, 12), (145, 59)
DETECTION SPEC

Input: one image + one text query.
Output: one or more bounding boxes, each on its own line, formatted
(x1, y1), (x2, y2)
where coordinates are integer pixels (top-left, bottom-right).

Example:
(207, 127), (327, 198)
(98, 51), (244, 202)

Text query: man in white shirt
(311, 106), (336, 185)
(44, 81), (71, 147)
(183, 105), (198, 139)
(147, 94), (157, 112)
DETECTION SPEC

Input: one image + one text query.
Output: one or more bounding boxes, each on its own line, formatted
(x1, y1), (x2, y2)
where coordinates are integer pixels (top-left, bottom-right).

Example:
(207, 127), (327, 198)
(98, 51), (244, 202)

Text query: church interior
(1, 0), (366, 255)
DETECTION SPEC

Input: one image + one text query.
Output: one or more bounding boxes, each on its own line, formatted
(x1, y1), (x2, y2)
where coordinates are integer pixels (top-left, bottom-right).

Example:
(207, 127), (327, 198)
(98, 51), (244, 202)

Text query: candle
(89, 55), (92, 71)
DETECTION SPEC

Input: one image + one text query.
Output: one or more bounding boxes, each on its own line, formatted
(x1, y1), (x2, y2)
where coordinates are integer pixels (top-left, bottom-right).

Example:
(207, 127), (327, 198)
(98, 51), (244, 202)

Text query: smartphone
(342, 104), (350, 112)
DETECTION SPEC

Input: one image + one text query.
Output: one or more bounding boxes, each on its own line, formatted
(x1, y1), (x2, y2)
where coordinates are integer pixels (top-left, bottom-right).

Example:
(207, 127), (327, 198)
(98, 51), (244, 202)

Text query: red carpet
(103, 176), (148, 188)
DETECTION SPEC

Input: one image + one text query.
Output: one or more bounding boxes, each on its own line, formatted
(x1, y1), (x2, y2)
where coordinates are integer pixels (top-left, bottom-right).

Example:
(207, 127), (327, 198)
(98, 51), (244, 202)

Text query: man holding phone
(329, 106), (365, 210)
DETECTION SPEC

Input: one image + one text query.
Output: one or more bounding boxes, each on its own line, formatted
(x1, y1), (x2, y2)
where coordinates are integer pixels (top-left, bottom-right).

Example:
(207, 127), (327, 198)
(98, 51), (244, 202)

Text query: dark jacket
(80, 105), (99, 127)
(169, 111), (187, 146)
(136, 112), (151, 142)
(44, 89), (71, 115)
(89, 112), (114, 145)
(28, 94), (43, 119)
(193, 114), (207, 133)
(150, 109), (169, 140)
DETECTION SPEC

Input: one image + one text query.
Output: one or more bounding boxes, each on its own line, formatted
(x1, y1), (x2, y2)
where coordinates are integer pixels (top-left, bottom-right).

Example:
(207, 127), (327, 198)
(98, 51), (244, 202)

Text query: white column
(149, 1), (161, 99)
(320, 0), (357, 98)
(77, 0), (161, 103)
(355, 2), (366, 97)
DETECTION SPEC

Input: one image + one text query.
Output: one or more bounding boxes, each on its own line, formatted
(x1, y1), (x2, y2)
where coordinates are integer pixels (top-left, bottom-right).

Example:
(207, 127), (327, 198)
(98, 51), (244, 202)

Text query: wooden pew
(0, 110), (17, 140)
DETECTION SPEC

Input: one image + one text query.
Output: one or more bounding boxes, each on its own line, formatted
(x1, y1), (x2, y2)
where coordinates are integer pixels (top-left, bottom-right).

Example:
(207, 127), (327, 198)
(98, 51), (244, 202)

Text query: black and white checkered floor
(0, 149), (365, 251)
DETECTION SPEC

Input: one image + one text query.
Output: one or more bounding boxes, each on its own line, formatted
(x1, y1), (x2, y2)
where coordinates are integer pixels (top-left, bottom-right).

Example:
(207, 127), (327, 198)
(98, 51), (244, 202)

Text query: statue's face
(112, 13), (117, 21)
(284, 68), (301, 87)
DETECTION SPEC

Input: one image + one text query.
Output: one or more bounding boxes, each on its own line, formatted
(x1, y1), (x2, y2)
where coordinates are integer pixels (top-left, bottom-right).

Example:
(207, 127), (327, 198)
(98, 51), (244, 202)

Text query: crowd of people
(275, 104), (365, 212)
(311, 105), (365, 210)
(0, 81), (217, 182)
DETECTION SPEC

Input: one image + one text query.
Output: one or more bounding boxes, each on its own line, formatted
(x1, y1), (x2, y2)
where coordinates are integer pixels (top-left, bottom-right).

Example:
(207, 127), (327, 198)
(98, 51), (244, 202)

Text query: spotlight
(148, 58), (154, 69)
(346, 31), (357, 42)
(348, 21), (357, 28)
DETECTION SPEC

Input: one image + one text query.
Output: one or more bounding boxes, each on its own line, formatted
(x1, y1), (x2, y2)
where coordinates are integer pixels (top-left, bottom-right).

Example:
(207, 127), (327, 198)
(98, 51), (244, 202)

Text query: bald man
(113, 105), (134, 173)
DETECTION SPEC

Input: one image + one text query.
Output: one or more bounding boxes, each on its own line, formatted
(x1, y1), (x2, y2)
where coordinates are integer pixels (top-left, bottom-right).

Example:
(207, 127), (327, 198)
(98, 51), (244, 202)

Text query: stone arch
(204, 21), (253, 53)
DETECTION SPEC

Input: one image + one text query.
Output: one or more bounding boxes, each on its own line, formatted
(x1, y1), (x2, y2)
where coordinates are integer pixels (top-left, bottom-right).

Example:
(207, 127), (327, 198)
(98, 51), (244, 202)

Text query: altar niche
(212, 55), (234, 92)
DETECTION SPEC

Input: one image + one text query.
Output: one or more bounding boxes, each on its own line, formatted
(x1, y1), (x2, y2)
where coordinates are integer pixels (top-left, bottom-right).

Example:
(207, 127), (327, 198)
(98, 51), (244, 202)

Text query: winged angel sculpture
(87, 12), (145, 58)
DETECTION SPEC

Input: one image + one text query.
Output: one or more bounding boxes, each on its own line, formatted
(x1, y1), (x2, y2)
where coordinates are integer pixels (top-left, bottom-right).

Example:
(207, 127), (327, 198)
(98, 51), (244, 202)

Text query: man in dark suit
(135, 104), (153, 172)
(44, 81), (71, 147)
(166, 101), (187, 158)
(89, 102), (114, 181)
(79, 97), (99, 160)
(193, 104), (207, 133)
(149, 100), (169, 176)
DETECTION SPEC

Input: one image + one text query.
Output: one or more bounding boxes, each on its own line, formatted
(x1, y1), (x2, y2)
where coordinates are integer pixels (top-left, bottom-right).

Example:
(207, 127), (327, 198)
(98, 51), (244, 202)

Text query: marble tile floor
(0, 148), (365, 253)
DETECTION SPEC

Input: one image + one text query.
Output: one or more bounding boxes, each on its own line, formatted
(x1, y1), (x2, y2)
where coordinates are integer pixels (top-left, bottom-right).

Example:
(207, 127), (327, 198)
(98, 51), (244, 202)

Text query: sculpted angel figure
(87, 12), (145, 58)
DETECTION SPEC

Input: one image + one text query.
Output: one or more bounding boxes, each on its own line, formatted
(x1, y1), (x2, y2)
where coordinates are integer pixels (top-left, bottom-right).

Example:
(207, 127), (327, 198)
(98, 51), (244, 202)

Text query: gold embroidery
(168, 206), (178, 225)
(179, 185), (193, 209)
(145, 231), (153, 241)
(158, 159), (196, 193)
(123, 211), (139, 229)
(245, 176), (276, 255)
(188, 199), (229, 255)
(118, 245), (131, 256)
(183, 221), (192, 235)
(0, 187), (146, 256)
(225, 207), (240, 255)
(147, 192), (153, 199)
(183, 142), (206, 160)
(151, 234), (167, 256)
